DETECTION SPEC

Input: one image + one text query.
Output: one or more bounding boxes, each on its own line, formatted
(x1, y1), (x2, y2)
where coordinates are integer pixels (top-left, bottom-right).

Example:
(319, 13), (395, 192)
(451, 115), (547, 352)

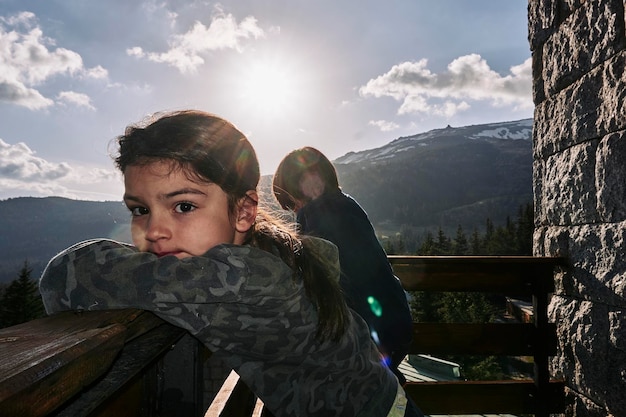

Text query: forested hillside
(0, 197), (130, 284)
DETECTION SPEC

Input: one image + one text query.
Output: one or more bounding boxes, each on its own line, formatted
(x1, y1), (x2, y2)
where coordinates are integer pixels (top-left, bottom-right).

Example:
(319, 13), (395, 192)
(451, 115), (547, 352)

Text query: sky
(0, 0), (533, 202)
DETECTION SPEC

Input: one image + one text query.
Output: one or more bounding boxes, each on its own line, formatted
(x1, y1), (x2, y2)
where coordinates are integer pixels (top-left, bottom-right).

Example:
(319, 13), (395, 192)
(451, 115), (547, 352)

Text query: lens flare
(371, 327), (391, 368)
(367, 296), (383, 317)
(371, 329), (380, 345)
(380, 355), (391, 367)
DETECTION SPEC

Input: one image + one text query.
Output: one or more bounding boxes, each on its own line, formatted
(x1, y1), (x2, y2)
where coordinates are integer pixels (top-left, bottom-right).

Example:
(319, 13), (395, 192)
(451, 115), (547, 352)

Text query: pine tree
(453, 225), (469, 255)
(470, 228), (482, 255)
(515, 203), (534, 255)
(434, 227), (451, 255)
(0, 261), (45, 328)
(416, 231), (436, 255)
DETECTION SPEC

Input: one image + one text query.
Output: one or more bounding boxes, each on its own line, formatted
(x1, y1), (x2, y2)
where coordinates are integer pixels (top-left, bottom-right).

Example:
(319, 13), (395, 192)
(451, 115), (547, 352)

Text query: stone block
(597, 52), (626, 134)
(565, 386), (611, 417)
(527, 0), (560, 51)
(533, 159), (546, 225)
(606, 310), (626, 414)
(542, 0), (625, 96)
(538, 142), (599, 225)
(534, 51), (626, 159)
(528, 0), (591, 51)
(549, 297), (608, 400)
(534, 67), (604, 159)
(596, 131), (626, 222)
(539, 223), (626, 301)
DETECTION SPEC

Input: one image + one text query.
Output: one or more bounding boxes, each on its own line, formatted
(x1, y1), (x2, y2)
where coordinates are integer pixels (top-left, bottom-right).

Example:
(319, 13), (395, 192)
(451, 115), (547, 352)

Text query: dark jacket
(297, 190), (413, 366)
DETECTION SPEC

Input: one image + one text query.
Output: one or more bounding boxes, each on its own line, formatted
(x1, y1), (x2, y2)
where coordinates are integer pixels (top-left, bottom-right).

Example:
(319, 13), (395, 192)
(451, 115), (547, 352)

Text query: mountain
(333, 118), (533, 235)
(0, 118), (533, 284)
(0, 197), (131, 284)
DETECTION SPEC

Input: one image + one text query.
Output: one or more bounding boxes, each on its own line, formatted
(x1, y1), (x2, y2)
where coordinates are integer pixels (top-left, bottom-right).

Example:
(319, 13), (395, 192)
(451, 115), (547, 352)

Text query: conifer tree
(0, 261), (45, 328)
(515, 203), (534, 255)
(434, 227), (451, 255)
(417, 231), (436, 255)
(470, 228), (482, 255)
(453, 225), (469, 255)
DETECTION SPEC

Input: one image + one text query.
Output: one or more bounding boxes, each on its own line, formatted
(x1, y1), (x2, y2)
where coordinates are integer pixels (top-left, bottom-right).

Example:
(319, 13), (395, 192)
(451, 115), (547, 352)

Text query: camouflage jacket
(39, 238), (398, 417)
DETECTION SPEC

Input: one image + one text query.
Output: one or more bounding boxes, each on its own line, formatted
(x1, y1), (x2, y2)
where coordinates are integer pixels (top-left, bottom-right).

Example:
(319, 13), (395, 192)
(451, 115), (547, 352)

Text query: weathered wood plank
(0, 310), (164, 416)
(404, 380), (565, 414)
(53, 323), (185, 417)
(205, 370), (240, 416)
(389, 256), (564, 295)
(1, 323), (125, 415)
(205, 370), (257, 417)
(409, 322), (557, 355)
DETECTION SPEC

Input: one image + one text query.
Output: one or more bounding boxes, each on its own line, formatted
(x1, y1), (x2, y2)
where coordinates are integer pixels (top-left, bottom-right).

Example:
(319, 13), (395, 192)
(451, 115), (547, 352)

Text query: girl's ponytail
(245, 210), (349, 342)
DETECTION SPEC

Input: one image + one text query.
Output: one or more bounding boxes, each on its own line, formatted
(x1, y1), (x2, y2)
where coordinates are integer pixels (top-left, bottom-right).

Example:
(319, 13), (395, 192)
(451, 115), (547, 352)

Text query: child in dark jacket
(273, 146), (414, 384)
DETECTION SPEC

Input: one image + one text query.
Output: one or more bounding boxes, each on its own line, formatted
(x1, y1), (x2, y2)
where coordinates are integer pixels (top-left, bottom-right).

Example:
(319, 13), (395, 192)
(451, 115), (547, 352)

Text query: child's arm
(40, 238), (310, 350)
(39, 239), (140, 313)
(38, 239), (269, 333)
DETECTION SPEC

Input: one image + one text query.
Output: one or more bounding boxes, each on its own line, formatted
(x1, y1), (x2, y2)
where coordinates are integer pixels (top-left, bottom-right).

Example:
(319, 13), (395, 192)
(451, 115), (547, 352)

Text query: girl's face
(123, 160), (257, 258)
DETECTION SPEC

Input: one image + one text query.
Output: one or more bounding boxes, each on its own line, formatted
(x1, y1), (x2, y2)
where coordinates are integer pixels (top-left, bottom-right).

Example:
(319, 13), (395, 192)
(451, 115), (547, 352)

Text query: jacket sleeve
(38, 239), (256, 330)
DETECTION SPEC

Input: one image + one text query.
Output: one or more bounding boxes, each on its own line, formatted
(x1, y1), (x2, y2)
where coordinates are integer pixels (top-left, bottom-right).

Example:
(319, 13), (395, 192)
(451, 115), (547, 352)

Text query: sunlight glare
(239, 59), (299, 118)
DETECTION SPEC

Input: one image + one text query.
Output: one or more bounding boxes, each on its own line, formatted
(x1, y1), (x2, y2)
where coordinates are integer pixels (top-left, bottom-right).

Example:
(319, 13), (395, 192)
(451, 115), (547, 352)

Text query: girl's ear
(234, 190), (258, 234)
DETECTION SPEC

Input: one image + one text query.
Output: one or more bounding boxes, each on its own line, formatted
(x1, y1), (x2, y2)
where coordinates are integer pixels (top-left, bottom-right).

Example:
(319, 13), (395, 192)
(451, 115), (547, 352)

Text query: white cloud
(0, 12), (107, 110)
(0, 10), (35, 26)
(0, 177), (78, 199)
(83, 65), (108, 80)
(359, 54), (533, 117)
(0, 139), (72, 181)
(127, 11), (265, 73)
(56, 91), (96, 110)
(369, 120), (400, 132)
(0, 80), (53, 110)
(0, 138), (120, 199)
(0, 138), (119, 183)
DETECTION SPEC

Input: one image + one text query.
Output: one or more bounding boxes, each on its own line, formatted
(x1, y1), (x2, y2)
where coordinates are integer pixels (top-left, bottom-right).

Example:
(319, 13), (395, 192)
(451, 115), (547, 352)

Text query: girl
(273, 147), (414, 385)
(39, 110), (422, 417)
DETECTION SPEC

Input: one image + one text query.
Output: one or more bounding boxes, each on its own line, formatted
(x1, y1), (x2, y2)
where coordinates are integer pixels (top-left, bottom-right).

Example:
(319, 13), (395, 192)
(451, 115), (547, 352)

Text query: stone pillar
(529, 1), (626, 416)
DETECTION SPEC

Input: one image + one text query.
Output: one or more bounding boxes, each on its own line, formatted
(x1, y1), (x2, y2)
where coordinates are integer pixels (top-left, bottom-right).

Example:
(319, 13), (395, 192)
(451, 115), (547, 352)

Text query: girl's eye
(175, 202), (196, 213)
(129, 206), (149, 217)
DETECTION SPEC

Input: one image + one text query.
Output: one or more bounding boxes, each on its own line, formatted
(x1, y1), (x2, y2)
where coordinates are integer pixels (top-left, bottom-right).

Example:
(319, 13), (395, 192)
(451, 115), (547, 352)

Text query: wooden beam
(205, 370), (258, 417)
(404, 380), (565, 414)
(410, 322), (557, 355)
(53, 323), (185, 416)
(0, 310), (166, 416)
(389, 256), (564, 295)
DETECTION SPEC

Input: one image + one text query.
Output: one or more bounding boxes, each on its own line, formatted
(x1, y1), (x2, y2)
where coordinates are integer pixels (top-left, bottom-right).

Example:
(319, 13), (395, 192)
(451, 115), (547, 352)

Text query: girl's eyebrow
(123, 193), (141, 203)
(123, 188), (207, 203)
(161, 188), (207, 199)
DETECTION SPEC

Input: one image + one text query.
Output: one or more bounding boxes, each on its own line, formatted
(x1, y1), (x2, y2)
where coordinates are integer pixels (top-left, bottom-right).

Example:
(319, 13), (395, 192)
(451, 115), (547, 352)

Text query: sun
(238, 58), (301, 119)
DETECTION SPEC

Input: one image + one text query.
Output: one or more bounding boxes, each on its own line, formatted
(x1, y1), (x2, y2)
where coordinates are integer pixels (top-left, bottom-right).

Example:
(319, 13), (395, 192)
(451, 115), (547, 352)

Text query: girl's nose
(145, 213), (171, 242)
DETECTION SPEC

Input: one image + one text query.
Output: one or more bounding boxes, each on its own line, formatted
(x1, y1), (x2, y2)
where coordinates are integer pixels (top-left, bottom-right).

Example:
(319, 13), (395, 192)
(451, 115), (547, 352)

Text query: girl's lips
(155, 251), (179, 258)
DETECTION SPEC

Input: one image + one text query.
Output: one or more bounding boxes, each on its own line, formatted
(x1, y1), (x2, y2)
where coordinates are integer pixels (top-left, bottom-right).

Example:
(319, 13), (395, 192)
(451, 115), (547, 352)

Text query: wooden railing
(0, 256), (566, 417)
(0, 309), (204, 417)
(389, 255), (566, 416)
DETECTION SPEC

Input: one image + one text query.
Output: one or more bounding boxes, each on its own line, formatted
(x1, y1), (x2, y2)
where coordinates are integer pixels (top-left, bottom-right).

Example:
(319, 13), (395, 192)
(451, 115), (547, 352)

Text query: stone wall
(529, 1), (626, 416)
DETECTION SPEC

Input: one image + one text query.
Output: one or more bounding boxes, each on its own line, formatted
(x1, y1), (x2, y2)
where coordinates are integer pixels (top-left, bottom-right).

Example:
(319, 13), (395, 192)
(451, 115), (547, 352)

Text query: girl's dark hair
(115, 110), (348, 342)
(115, 110), (259, 202)
(247, 211), (349, 342)
(272, 146), (340, 210)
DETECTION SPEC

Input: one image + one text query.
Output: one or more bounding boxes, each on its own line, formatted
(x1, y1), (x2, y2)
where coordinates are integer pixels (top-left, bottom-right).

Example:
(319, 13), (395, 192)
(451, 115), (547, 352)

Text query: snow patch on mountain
(469, 118), (533, 140)
(335, 118), (532, 165)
